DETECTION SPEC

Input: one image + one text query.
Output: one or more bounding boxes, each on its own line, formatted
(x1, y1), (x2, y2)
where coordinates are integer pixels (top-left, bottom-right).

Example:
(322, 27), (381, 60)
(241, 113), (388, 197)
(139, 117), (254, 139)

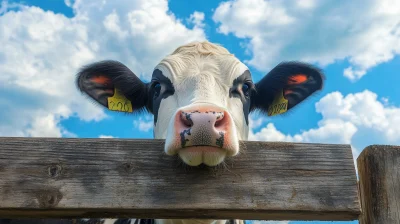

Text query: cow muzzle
(164, 103), (240, 166)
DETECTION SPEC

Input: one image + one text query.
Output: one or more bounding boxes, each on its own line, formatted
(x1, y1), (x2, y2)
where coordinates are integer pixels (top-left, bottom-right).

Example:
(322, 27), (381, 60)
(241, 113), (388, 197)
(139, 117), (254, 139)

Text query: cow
(0, 41), (324, 224)
(76, 41), (323, 169)
(74, 41), (324, 224)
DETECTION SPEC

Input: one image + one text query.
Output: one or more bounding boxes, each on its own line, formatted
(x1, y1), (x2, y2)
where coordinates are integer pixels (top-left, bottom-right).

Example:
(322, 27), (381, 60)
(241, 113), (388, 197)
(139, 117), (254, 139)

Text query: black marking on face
(229, 70), (255, 125)
(216, 132), (224, 148)
(148, 69), (175, 124)
(185, 113), (192, 124)
(180, 129), (191, 148)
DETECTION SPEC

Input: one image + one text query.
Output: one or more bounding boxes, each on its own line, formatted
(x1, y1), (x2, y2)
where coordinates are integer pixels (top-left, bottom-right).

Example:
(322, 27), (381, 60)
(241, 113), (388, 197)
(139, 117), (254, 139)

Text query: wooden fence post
(357, 145), (400, 223)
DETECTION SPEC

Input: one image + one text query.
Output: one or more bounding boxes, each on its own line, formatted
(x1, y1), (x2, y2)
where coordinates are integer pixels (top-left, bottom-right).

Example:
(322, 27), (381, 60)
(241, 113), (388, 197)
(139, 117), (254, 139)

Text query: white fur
(154, 41), (249, 142)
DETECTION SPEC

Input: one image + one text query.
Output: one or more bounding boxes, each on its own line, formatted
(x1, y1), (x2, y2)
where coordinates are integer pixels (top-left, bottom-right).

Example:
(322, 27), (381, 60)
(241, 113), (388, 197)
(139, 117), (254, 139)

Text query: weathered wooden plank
(0, 137), (360, 221)
(357, 145), (400, 224)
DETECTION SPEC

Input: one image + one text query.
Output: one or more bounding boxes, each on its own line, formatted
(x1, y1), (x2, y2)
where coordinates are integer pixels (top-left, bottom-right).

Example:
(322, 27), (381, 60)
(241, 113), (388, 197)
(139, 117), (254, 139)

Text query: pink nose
(176, 108), (230, 148)
(180, 110), (226, 129)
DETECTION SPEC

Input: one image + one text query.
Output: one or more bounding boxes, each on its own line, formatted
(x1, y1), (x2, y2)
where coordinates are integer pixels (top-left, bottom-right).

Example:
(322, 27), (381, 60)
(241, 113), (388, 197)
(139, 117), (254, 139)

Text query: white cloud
(251, 221), (289, 224)
(134, 115), (153, 132)
(213, 0), (400, 81)
(188, 11), (205, 28)
(26, 114), (63, 138)
(316, 90), (400, 143)
(250, 90), (400, 162)
(0, 1), (7, 14)
(294, 119), (357, 144)
(103, 10), (128, 39)
(249, 116), (266, 130)
(381, 96), (390, 107)
(343, 67), (366, 82)
(296, 0), (317, 9)
(99, 135), (115, 138)
(64, 0), (72, 7)
(250, 119), (357, 144)
(0, 0), (205, 137)
(0, 1), (23, 15)
(250, 123), (289, 142)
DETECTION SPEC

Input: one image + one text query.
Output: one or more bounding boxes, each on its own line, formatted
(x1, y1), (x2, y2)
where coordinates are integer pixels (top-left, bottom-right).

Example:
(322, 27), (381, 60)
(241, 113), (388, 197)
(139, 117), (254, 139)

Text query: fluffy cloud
(250, 221), (289, 224)
(250, 119), (357, 144)
(188, 11), (205, 28)
(213, 0), (400, 81)
(316, 90), (400, 143)
(134, 115), (153, 132)
(99, 135), (115, 138)
(250, 90), (400, 160)
(0, 0), (205, 137)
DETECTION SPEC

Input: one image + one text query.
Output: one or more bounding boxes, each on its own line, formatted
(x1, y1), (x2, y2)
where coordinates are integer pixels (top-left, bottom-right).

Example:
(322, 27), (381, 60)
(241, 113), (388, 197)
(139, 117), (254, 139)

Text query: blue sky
(1, 0), (400, 223)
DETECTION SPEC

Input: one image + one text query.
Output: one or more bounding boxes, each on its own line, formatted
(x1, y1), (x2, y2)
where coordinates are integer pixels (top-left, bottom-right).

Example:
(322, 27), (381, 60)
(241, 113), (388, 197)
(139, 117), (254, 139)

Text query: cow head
(76, 41), (324, 166)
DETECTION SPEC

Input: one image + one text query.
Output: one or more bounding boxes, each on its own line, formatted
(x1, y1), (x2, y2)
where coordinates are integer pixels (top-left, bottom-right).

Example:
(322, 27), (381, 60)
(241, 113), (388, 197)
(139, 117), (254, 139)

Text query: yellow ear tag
(267, 90), (288, 116)
(107, 88), (133, 112)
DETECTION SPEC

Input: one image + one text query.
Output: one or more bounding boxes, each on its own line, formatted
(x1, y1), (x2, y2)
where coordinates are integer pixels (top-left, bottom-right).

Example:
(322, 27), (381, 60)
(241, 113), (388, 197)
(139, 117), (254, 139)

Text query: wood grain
(0, 137), (360, 221)
(357, 145), (400, 224)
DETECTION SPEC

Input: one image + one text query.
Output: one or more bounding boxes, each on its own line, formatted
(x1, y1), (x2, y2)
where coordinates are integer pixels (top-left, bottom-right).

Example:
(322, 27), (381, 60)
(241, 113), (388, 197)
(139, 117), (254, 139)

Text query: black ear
(76, 60), (148, 113)
(251, 61), (324, 116)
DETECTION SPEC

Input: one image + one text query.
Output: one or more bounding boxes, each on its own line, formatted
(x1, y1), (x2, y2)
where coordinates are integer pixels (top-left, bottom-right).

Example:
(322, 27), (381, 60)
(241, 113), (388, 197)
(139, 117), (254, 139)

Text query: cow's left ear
(76, 60), (149, 113)
(251, 61), (325, 116)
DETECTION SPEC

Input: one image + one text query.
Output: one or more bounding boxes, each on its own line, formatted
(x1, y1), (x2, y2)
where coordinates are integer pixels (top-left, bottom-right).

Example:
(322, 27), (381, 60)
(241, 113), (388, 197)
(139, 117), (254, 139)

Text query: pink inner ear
(284, 89), (294, 96)
(90, 75), (111, 85)
(288, 74), (308, 85)
(104, 89), (114, 94)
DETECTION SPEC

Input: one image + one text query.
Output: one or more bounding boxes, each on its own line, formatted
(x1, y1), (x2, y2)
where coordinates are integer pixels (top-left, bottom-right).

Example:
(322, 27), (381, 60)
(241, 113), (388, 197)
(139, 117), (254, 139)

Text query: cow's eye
(154, 82), (161, 97)
(242, 83), (250, 95)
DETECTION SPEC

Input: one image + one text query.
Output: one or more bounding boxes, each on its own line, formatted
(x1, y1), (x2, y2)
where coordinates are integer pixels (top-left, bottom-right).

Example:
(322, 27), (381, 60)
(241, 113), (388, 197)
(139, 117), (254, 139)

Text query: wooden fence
(0, 137), (398, 223)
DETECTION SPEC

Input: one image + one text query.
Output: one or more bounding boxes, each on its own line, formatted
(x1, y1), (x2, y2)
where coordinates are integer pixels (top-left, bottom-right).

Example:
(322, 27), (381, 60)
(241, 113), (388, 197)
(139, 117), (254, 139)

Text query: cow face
(76, 41), (324, 166)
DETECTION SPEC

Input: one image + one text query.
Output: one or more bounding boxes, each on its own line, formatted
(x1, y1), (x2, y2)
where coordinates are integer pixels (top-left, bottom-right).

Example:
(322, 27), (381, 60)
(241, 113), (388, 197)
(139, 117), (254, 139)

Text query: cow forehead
(154, 54), (249, 89)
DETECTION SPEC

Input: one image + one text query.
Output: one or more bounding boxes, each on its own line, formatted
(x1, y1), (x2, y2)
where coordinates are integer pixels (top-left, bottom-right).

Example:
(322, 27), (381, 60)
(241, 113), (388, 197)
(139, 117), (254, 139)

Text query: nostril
(183, 119), (193, 127)
(180, 112), (193, 128)
(214, 112), (226, 128)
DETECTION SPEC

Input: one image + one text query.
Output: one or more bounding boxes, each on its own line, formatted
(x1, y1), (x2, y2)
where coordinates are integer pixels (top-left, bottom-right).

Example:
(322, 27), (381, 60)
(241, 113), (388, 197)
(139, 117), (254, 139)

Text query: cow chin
(178, 146), (227, 166)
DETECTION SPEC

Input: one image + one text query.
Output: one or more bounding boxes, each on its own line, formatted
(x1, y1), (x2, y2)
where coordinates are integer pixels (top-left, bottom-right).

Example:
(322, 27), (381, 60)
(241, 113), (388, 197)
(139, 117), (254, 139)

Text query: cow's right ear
(76, 60), (148, 113)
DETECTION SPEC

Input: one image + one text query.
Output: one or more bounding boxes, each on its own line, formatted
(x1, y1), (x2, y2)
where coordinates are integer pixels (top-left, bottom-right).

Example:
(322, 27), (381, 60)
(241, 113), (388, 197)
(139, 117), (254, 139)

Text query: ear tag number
(107, 88), (133, 112)
(267, 90), (288, 116)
